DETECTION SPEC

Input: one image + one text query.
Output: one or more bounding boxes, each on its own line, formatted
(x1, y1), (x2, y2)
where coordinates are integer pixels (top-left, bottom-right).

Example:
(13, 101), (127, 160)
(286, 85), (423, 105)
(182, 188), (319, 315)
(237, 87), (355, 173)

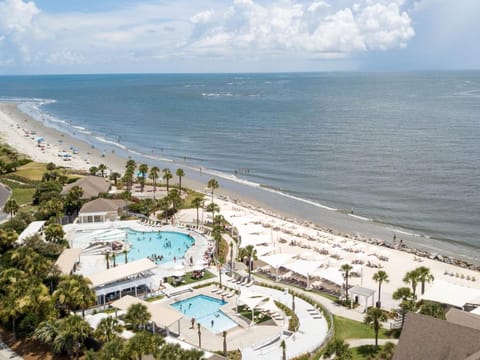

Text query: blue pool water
(123, 230), (194, 264)
(170, 295), (237, 333)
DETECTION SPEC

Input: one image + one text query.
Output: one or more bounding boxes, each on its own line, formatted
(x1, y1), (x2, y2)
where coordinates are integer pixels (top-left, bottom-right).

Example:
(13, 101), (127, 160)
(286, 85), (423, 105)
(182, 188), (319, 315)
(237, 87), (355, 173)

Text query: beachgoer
(189, 303), (192, 309)
(211, 319), (214, 327)
(191, 318), (195, 328)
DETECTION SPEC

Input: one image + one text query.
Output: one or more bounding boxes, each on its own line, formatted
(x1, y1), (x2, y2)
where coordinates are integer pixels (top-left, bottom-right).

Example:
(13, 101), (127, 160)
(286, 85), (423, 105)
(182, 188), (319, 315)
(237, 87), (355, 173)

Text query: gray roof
(393, 313), (480, 360)
(349, 286), (375, 298)
(446, 308), (480, 331)
(79, 198), (126, 214)
(62, 176), (110, 199)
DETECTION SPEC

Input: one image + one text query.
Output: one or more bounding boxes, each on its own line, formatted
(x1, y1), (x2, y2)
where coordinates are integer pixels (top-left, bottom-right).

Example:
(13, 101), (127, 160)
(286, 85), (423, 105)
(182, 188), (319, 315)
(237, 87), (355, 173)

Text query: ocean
(1, 72), (479, 262)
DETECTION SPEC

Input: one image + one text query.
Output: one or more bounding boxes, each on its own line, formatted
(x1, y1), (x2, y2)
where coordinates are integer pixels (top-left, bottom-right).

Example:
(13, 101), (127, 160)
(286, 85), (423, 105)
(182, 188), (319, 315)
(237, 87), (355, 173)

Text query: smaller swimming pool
(170, 294), (237, 334)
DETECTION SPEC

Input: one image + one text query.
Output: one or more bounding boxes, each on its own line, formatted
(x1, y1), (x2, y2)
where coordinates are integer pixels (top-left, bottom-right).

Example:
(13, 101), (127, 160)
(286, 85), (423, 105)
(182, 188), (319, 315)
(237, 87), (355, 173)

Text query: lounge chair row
(211, 287), (236, 298)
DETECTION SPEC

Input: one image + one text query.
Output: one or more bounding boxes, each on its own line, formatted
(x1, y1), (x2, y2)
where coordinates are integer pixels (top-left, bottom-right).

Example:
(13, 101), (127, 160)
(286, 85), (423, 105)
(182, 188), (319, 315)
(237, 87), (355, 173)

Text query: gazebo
(349, 286), (376, 312)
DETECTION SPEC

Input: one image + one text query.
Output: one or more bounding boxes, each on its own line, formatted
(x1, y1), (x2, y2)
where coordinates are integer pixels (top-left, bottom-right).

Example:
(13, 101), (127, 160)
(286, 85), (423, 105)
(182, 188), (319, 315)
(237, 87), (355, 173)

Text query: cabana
(88, 258), (157, 304)
(421, 280), (480, 309)
(237, 289), (268, 324)
(349, 286), (376, 311)
(54, 248), (82, 275)
(111, 295), (184, 335)
(282, 259), (323, 290)
(313, 267), (344, 286)
(258, 253), (294, 281)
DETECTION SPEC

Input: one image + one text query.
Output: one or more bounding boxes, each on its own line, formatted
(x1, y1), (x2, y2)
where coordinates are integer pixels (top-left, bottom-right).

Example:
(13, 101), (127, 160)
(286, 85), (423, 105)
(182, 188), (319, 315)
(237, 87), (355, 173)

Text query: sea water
(1, 72), (479, 261)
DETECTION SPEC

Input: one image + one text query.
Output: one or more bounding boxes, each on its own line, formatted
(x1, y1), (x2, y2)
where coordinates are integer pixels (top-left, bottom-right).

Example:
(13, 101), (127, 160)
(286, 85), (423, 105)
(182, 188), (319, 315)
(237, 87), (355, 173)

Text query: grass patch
(146, 294), (165, 302)
(167, 270), (216, 287)
(15, 162), (47, 181)
(180, 189), (205, 209)
(334, 315), (388, 341)
(11, 187), (35, 205)
(237, 304), (272, 324)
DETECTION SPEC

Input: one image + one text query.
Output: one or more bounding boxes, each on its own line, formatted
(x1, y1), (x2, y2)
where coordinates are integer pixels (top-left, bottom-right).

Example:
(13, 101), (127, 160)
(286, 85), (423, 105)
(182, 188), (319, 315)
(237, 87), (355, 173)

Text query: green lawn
(167, 270), (216, 287)
(334, 315), (388, 341)
(11, 187), (35, 205)
(15, 162), (47, 181)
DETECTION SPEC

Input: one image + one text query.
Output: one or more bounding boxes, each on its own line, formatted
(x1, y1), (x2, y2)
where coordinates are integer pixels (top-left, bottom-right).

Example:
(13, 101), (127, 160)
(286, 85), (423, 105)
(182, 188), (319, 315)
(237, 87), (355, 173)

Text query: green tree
(89, 166), (98, 176)
(95, 338), (127, 360)
(127, 331), (164, 360)
(53, 274), (96, 317)
(323, 339), (352, 360)
(33, 181), (62, 205)
(126, 159), (136, 170)
(123, 167), (135, 191)
(403, 269), (420, 299)
(238, 245), (257, 282)
(124, 303), (151, 331)
(138, 164), (149, 192)
(280, 339), (286, 360)
(373, 270), (389, 308)
(162, 168), (173, 193)
(167, 189), (183, 213)
(98, 164), (107, 177)
(0, 229), (18, 253)
(95, 316), (123, 342)
(392, 287), (415, 328)
(416, 266), (434, 295)
(419, 301), (445, 319)
(109, 171), (121, 185)
(191, 196), (204, 228)
(63, 185), (84, 216)
(176, 168), (185, 194)
(44, 223), (65, 243)
(3, 199), (19, 219)
(207, 178), (219, 219)
(149, 166), (160, 198)
(364, 307), (388, 348)
(46, 162), (56, 171)
(340, 263), (353, 303)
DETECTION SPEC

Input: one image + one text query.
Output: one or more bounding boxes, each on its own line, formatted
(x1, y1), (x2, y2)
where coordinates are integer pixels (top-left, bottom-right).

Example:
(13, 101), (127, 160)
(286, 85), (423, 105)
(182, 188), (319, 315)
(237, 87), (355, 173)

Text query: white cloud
(0, 0), (416, 72)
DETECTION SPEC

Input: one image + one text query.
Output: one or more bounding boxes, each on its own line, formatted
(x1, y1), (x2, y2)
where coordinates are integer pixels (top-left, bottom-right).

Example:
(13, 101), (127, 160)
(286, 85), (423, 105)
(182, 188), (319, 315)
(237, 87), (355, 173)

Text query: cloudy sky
(0, 0), (478, 74)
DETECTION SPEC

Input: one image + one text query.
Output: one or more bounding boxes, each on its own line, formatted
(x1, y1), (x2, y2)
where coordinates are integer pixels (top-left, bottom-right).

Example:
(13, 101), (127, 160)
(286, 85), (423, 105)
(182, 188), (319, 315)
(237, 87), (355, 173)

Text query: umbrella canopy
(171, 270), (185, 277)
(193, 265), (204, 271)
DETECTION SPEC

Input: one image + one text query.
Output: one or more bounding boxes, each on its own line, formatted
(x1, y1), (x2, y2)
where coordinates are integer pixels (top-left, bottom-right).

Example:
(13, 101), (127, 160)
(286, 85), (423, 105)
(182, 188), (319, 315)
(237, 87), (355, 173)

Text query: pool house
(88, 258), (158, 304)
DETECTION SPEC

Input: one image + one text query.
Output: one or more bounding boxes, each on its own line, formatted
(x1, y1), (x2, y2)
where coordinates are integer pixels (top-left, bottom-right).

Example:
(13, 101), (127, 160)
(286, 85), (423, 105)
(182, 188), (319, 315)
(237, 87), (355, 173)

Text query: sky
(0, 0), (479, 74)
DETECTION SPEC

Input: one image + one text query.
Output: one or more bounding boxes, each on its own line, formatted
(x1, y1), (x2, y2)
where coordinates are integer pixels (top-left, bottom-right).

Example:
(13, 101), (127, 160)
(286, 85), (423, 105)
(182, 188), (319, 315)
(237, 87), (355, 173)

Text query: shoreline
(0, 101), (479, 272)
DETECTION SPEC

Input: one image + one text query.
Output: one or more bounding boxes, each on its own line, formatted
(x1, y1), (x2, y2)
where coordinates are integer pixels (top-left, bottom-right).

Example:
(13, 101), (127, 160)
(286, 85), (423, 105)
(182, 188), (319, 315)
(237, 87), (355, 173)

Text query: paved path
(0, 183), (10, 222)
(346, 338), (398, 347)
(0, 341), (23, 360)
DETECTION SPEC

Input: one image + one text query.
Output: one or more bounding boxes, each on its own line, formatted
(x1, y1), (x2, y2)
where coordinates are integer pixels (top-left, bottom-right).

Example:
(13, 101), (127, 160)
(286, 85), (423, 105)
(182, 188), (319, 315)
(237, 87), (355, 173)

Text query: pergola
(237, 289), (268, 325)
(258, 253), (294, 281)
(281, 259), (323, 290)
(349, 286), (376, 312)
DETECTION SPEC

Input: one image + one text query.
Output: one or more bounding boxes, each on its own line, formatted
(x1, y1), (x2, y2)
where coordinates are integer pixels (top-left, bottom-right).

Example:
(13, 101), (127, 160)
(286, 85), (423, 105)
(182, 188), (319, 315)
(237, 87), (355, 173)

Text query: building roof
(17, 220), (46, 244)
(54, 248), (82, 274)
(393, 313), (480, 360)
(421, 280), (480, 308)
(88, 258), (157, 288)
(111, 295), (184, 328)
(62, 176), (111, 199)
(446, 308), (480, 331)
(79, 198), (126, 214)
(349, 286), (376, 298)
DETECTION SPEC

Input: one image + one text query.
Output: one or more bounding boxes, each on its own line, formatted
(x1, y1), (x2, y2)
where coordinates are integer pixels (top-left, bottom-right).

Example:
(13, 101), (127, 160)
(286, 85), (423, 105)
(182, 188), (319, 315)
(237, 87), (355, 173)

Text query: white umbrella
(193, 265), (204, 271)
(172, 270), (185, 277)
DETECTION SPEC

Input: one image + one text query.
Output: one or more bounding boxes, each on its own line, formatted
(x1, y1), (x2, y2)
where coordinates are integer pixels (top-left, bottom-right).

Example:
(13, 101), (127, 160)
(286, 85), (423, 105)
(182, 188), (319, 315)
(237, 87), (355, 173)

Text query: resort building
(87, 258), (158, 304)
(77, 198), (127, 223)
(393, 313), (480, 360)
(54, 248), (82, 275)
(61, 175), (111, 199)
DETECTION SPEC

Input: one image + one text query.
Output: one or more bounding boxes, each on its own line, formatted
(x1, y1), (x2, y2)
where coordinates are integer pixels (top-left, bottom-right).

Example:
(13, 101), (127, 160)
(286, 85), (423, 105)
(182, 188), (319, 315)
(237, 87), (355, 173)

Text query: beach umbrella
(36, 137), (45, 142)
(193, 265), (204, 272)
(172, 270), (185, 277)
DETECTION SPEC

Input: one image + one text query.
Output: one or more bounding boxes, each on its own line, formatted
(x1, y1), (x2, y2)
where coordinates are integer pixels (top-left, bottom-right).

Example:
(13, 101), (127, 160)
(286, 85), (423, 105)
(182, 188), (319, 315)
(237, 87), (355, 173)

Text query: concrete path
(0, 341), (23, 360)
(346, 338), (398, 347)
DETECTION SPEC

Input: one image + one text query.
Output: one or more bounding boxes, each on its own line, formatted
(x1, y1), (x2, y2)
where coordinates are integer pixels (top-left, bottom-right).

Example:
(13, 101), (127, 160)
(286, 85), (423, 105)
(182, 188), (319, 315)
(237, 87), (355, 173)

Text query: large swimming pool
(123, 230), (194, 264)
(170, 295), (237, 334)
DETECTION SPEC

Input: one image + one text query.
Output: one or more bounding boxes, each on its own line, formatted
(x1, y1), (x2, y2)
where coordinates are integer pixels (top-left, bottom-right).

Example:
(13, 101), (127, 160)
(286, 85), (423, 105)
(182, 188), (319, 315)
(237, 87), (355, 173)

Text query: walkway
(346, 338), (398, 347)
(0, 341), (22, 360)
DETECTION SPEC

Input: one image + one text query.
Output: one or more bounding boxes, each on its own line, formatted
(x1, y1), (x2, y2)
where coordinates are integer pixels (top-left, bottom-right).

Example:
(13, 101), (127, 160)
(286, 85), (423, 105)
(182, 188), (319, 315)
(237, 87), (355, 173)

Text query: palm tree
(416, 266), (434, 295)
(123, 167), (134, 191)
(62, 315), (92, 360)
(96, 338), (126, 360)
(222, 331), (227, 357)
(191, 196), (204, 227)
(163, 168), (173, 193)
(149, 166), (160, 198)
(340, 263), (353, 302)
(3, 199), (19, 219)
(95, 316), (123, 342)
(373, 270), (389, 308)
(207, 178), (219, 218)
(168, 189), (183, 213)
(280, 339), (286, 360)
(323, 339), (352, 360)
(123, 249), (128, 264)
(239, 245), (257, 281)
(176, 168), (185, 194)
(109, 172), (121, 185)
(53, 274), (96, 317)
(419, 301), (445, 319)
(197, 323), (202, 348)
(125, 159), (136, 170)
(89, 166), (98, 176)
(127, 331), (164, 360)
(403, 269), (420, 299)
(105, 252), (110, 269)
(124, 303), (151, 331)
(98, 164), (107, 177)
(44, 223), (65, 243)
(364, 307), (388, 348)
(392, 287), (415, 328)
(138, 164), (149, 192)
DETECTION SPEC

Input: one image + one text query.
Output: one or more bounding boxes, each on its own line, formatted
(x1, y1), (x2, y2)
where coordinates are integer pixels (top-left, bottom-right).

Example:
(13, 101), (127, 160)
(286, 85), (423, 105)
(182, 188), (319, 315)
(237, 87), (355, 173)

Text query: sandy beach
(1, 101), (480, 309)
